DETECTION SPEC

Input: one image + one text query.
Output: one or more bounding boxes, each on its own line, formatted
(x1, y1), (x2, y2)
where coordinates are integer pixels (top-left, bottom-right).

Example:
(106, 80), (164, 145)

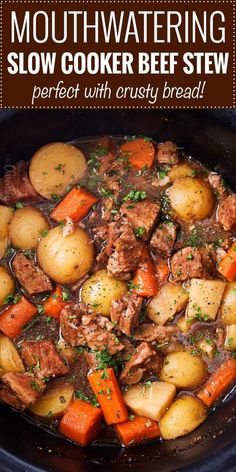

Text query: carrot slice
(155, 260), (169, 285)
(44, 286), (65, 319)
(218, 241), (236, 281)
(197, 358), (236, 407)
(132, 247), (158, 297)
(50, 187), (98, 223)
(120, 138), (155, 170)
(59, 399), (102, 446)
(115, 415), (160, 447)
(88, 368), (128, 425)
(0, 296), (37, 339)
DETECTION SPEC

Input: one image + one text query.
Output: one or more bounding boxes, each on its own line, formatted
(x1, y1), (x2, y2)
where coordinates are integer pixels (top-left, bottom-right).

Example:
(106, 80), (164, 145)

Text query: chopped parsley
(4, 293), (21, 305)
(50, 193), (61, 202)
(37, 304), (45, 315)
(41, 229), (49, 237)
(62, 290), (70, 301)
(15, 202), (24, 209)
(134, 226), (145, 238)
(123, 190), (147, 202)
(100, 187), (113, 198)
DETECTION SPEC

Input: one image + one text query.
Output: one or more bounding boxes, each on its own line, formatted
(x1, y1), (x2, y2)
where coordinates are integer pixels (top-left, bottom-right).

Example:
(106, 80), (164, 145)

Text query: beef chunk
(170, 247), (215, 281)
(150, 221), (177, 255)
(208, 173), (226, 197)
(20, 340), (69, 379)
(119, 342), (156, 385)
(12, 253), (52, 295)
(133, 323), (178, 343)
(120, 200), (160, 241)
(0, 161), (40, 204)
(81, 313), (124, 355)
(60, 303), (88, 347)
(157, 141), (179, 165)
(218, 195), (236, 231)
(0, 373), (45, 410)
(110, 294), (142, 336)
(107, 223), (143, 280)
(144, 353), (162, 376)
(101, 197), (115, 222)
(60, 303), (124, 355)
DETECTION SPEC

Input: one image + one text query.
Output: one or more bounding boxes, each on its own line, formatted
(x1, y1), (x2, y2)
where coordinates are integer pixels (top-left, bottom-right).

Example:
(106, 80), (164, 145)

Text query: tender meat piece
(150, 221), (177, 255)
(110, 294), (142, 336)
(94, 224), (109, 243)
(170, 247), (215, 281)
(20, 340), (69, 379)
(60, 303), (124, 355)
(12, 253), (52, 295)
(84, 351), (99, 370)
(157, 141), (179, 165)
(218, 195), (236, 231)
(0, 373), (45, 410)
(208, 173), (226, 196)
(120, 200), (160, 241)
(81, 313), (124, 355)
(101, 197), (115, 222)
(216, 327), (224, 348)
(60, 303), (88, 347)
(0, 161), (40, 204)
(107, 223), (143, 280)
(133, 323), (178, 342)
(144, 353), (162, 376)
(119, 342), (156, 385)
(99, 152), (115, 176)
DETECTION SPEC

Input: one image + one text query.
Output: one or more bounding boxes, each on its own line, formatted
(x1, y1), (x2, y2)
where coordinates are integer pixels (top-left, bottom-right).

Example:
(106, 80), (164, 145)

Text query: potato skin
(169, 163), (195, 182)
(9, 206), (50, 250)
(37, 226), (94, 284)
(160, 351), (207, 389)
(221, 282), (236, 325)
(0, 266), (15, 305)
(81, 270), (127, 316)
(29, 142), (87, 199)
(30, 383), (74, 418)
(0, 335), (25, 373)
(0, 206), (13, 259)
(169, 177), (214, 221)
(159, 395), (207, 440)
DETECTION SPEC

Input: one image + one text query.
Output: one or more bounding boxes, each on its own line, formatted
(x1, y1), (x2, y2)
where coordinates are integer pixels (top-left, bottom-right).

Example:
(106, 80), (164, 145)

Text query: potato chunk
(9, 206), (50, 250)
(0, 335), (25, 373)
(0, 206), (13, 259)
(81, 270), (127, 317)
(169, 177), (214, 221)
(29, 142), (87, 199)
(0, 266), (15, 305)
(147, 282), (188, 325)
(159, 395), (207, 440)
(37, 226), (94, 284)
(168, 163), (195, 182)
(221, 282), (236, 325)
(186, 279), (226, 322)
(160, 351), (207, 389)
(224, 325), (236, 351)
(30, 383), (74, 418)
(123, 381), (176, 421)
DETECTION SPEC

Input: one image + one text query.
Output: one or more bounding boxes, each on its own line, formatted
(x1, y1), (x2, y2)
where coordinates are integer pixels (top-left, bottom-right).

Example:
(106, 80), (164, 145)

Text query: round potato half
(9, 206), (50, 250)
(29, 142), (87, 199)
(160, 351), (207, 389)
(37, 226), (95, 284)
(81, 270), (127, 316)
(169, 177), (214, 221)
(0, 266), (15, 305)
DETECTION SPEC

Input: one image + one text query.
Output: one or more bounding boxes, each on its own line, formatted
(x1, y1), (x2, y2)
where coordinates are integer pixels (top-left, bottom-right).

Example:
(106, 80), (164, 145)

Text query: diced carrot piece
(51, 187), (98, 223)
(218, 242), (236, 281)
(155, 260), (169, 285)
(0, 296), (37, 339)
(198, 358), (236, 407)
(59, 399), (102, 446)
(44, 286), (65, 319)
(115, 415), (160, 447)
(120, 138), (155, 170)
(88, 368), (128, 425)
(133, 247), (158, 297)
